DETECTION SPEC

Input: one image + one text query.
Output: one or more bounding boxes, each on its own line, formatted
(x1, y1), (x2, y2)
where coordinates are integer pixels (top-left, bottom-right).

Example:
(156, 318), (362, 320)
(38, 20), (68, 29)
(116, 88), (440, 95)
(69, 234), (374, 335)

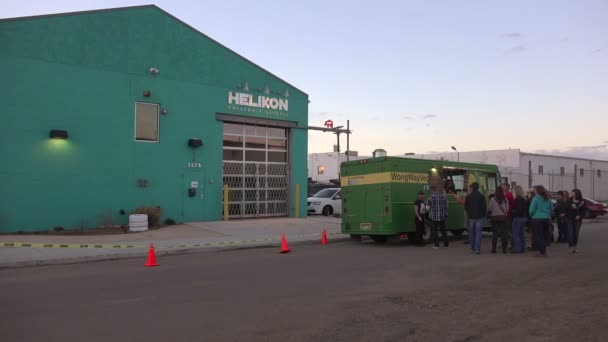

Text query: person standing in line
(465, 182), (486, 254)
(427, 186), (449, 249)
(502, 183), (515, 249)
(488, 187), (510, 253)
(563, 190), (570, 203)
(566, 189), (586, 254)
(554, 191), (568, 243)
(511, 185), (528, 253)
(413, 191), (428, 246)
(525, 188), (536, 250)
(529, 185), (552, 257)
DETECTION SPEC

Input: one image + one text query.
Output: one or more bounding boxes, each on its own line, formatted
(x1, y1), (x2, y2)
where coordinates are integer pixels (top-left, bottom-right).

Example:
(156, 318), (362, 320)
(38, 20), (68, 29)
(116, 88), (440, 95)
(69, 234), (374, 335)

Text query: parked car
(584, 197), (608, 218)
(307, 188), (341, 216)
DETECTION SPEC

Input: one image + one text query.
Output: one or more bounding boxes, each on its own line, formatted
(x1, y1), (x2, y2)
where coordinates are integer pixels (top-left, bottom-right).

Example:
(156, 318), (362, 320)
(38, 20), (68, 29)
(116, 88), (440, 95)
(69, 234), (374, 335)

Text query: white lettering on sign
(187, 162), (202, 168)
(228, 91), (288, 112)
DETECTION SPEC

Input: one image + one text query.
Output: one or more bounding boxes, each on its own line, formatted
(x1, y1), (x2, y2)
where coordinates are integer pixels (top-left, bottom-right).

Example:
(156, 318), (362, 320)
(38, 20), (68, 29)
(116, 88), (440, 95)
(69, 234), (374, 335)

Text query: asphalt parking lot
(1, 217), (606, 341)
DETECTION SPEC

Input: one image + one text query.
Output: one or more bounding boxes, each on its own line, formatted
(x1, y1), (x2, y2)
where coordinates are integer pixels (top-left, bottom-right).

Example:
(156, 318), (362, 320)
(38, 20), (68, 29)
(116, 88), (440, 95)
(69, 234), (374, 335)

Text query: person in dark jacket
(465, 182), (486, 254)
(554, 191), (568, 242)
(511, 185), (528, 253)
(525, 188), (536, 250)
(566, 189), (586, 254)
(413, 191), (427, 246)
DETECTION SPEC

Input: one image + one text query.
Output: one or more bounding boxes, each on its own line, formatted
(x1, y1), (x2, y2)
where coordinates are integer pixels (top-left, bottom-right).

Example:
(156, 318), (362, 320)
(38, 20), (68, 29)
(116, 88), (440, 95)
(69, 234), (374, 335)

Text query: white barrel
(129, 214), (149, 232)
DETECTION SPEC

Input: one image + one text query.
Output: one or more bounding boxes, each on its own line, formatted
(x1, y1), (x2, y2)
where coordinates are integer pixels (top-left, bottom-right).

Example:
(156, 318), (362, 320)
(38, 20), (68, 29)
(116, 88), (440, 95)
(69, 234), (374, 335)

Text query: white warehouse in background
(403, 149), (608, 201)
(308, 152), (369, 182)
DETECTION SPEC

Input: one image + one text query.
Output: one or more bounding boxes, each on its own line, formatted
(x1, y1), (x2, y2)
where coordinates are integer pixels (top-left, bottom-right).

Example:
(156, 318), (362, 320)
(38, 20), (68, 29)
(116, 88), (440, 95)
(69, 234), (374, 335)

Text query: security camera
(148, 67), (160, 75)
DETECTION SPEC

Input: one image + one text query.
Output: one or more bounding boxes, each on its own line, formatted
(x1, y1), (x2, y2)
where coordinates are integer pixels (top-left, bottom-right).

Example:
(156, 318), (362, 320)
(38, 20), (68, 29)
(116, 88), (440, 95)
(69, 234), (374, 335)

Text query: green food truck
(340, 156), (501, 243)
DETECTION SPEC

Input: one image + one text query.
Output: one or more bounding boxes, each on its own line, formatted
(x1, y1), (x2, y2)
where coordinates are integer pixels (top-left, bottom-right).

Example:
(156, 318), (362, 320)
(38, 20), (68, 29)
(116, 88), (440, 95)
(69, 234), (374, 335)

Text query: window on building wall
(317, 166), (325, 175)
(598, 170), (602, 177)
(560, 167), (565, 175)
(580, 168), (584, 176)
(135, 102), (159, 142)
(538, 165), (544, 174)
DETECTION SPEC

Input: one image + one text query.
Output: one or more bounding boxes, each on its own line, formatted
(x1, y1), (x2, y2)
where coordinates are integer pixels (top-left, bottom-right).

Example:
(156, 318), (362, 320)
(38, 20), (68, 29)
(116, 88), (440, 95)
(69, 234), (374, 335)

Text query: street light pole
(451, 146), (459, 162)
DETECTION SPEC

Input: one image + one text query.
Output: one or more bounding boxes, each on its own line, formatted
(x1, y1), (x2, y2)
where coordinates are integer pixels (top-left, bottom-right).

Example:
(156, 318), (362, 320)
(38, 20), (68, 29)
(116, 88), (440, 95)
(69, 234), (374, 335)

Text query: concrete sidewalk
(0, 217), (347, 268)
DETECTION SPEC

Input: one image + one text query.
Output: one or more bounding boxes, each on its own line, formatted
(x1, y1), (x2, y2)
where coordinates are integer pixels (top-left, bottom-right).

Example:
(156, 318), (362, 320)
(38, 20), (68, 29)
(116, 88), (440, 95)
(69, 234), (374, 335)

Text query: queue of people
(415, 182), (587, 256)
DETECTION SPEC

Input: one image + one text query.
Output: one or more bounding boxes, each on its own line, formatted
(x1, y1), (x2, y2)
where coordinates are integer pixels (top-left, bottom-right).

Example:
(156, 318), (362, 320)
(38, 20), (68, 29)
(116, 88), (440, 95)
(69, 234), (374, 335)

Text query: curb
(0, 237), (352, 269)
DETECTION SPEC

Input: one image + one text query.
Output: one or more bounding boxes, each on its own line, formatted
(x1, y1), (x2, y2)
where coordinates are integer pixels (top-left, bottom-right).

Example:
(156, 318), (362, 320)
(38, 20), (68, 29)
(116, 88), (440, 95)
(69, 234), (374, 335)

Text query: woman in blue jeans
(566, 189), (586, 254)
(511, 185), (527, 253)
(529, 185), (552, 257)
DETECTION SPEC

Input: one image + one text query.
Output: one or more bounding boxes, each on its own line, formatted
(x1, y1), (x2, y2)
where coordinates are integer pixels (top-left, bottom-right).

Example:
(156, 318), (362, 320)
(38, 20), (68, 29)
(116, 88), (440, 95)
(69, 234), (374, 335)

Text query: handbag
(491, 201), (508, 222)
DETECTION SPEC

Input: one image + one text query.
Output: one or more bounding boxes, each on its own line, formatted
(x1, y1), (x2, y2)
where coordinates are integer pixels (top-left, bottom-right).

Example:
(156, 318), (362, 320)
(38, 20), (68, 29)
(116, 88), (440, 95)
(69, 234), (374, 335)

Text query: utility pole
(346, 120), (350, 161)
(451, 146), (459, 162)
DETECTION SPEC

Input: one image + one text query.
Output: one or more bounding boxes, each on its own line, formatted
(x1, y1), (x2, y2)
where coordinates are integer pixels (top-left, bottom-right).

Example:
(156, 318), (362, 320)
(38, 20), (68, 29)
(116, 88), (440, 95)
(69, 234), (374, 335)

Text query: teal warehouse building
(0, 5), (309, 232)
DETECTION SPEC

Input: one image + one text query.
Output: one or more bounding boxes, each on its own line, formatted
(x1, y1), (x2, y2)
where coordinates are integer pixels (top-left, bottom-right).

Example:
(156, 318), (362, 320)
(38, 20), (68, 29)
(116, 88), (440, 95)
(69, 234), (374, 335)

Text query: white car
(307, 188), (342, 216)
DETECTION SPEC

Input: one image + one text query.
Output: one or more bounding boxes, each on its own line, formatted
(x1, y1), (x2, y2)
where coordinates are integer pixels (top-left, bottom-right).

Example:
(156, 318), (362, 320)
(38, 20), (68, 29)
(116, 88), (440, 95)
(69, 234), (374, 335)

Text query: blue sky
(3, 0), (607, 159)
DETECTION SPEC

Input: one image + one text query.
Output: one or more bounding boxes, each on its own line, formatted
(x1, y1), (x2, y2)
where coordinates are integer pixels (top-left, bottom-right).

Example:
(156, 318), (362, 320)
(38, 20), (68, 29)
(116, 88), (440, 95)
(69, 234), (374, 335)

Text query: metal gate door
(222, 123), (289, 218)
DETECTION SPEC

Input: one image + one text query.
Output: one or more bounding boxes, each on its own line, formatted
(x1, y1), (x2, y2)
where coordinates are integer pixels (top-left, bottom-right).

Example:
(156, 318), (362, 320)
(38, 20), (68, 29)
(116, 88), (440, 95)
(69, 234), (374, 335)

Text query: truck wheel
(322, 205), (333, 216)
(370, 235), (388, 243)
(423, 224), (432, 242)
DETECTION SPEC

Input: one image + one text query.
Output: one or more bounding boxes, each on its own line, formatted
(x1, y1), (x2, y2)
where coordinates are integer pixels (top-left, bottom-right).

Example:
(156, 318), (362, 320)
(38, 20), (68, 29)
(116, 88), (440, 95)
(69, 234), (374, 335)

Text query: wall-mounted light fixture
(188, 138), (203, 148)
(236, 81), (250, 91)
(143, 90), (151, 97)
(161, 109), (168, 115)
(50, 129), (68, 139)
(263, 84), (270, 94)
(147, 67), (160, 75)
(283, 88), (290, 97)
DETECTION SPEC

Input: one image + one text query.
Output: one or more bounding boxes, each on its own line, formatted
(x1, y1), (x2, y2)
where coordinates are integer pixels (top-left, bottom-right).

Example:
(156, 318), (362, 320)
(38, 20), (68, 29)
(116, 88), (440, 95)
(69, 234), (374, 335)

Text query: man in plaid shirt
(427, 185), (449, 248)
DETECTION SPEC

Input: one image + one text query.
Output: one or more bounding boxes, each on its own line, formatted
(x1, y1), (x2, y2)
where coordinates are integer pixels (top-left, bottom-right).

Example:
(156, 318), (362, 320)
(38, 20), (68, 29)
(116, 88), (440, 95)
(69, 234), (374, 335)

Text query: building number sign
(187, 162), (202, 168)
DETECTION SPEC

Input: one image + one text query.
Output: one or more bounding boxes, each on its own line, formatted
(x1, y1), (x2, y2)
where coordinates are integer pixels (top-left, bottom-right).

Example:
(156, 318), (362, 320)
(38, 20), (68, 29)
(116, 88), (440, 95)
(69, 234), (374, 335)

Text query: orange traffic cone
(321, 229), (328, 245)
(280, 235), (291, 253)
(144, 243), (159, 267)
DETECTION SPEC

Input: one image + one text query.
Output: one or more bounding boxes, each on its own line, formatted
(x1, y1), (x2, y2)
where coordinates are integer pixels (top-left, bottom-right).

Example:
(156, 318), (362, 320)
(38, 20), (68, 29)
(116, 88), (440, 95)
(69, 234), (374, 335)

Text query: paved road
(2, 220), (607, 342)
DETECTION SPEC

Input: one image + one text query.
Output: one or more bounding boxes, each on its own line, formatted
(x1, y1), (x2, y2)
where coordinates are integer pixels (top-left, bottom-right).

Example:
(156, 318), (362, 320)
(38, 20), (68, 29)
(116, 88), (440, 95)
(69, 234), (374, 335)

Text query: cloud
(505, 44), (527, 54)
(422, 114), (438, 120)
(532, 144), (608, 160)
(591, 47), (604, 54)
(560, 37), (569, 43)
(502, 33), (522, 38)
(425, 123), (431, 127)
(402, 115), (414, 120)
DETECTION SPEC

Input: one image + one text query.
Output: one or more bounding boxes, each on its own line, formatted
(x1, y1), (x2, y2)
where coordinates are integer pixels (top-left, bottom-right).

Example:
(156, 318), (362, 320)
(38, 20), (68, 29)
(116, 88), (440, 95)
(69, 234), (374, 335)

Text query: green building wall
(0, 6), (309, 232)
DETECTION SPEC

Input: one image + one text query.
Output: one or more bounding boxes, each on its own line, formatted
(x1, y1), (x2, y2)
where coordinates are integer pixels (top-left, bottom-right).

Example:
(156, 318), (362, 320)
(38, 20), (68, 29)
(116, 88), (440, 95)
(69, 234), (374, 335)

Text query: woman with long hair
(511, 185), (528, 253)
(566, 189), (586, 254)
(488, 187), (510, 253)
(529, 185), (552, 257)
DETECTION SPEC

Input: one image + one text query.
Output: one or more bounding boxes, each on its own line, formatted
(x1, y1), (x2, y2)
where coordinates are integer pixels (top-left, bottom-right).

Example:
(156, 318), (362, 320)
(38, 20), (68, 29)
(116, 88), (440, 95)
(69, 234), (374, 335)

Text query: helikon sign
(228, 92), (288, 111)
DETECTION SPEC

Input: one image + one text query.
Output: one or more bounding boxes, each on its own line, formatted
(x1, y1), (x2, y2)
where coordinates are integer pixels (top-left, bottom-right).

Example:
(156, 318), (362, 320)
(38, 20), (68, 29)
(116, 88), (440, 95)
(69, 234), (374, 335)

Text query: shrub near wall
(133, 206), (163, 227)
